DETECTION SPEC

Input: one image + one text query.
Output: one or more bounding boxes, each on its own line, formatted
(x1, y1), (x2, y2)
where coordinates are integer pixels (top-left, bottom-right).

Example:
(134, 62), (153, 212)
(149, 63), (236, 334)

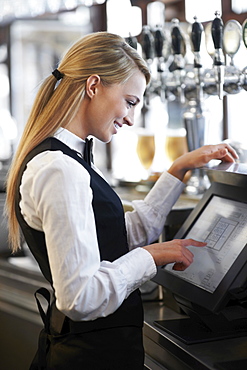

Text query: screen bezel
(152, 182), (247, 313)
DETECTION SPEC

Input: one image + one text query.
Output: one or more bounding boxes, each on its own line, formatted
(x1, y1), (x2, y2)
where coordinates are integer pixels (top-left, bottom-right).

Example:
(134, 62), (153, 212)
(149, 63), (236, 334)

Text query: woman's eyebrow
(128, 95), (140, 103)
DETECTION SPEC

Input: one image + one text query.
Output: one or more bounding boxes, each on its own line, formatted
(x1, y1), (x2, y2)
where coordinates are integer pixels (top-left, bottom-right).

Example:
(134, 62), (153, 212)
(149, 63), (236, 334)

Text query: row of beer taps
(125, 11), (247, 195)
(137, 11), (247, 103)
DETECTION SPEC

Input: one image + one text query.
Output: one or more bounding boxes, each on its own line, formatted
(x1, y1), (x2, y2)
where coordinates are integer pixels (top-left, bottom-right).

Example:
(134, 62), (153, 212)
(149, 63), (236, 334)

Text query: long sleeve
(125, 171), (185, 248)
(20, 150), (156, 322)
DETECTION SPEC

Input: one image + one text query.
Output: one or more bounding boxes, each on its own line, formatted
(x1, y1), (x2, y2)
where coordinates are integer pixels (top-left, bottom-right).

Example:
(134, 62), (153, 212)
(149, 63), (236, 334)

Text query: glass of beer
(164, 127), (188, 164)
(136, 129), (155, 179)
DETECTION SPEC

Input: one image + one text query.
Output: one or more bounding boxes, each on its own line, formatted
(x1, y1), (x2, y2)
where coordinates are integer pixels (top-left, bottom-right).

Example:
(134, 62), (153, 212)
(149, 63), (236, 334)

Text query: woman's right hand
(143, 238), (206, 271)
(167, 143), (238, 182)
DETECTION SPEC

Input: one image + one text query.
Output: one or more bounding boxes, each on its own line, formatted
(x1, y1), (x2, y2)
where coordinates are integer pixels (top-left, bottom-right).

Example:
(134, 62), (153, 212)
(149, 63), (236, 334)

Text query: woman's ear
(86, 75), (101, 98)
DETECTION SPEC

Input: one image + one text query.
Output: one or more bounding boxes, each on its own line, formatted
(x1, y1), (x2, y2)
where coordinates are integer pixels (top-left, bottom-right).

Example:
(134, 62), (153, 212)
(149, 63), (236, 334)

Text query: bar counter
(1, 257), (247, 370)
(143, 299), (247, 370)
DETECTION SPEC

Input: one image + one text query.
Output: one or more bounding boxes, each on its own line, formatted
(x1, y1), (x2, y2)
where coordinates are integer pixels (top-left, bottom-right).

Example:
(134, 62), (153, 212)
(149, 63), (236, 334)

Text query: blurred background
(0, 0), (247, 190)
(1, 2), (247, 368)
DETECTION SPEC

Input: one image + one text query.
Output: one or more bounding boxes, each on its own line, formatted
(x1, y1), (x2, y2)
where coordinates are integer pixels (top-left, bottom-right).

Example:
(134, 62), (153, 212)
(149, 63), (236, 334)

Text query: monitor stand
(155, 300), (247, 344)
(154, 317), (247, 344)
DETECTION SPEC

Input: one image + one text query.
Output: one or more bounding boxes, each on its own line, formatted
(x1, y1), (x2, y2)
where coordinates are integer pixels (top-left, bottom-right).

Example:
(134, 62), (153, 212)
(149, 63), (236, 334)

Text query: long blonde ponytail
(5, 31), (151, 252)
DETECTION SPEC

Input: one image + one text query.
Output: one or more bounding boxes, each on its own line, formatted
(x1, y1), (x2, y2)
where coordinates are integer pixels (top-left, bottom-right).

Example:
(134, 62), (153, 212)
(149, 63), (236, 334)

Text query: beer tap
(185, 16), (205, 151)
(241, 19), (247, 92)
(140, 26), (154, 127)
(169, 18), (185, 103)
(170, 18), (184, 70)
(183, 17), (211, 195)
(223, 20), (241, 66)
(243, 18), (247, 49)
(190, 16), (204, 102)
(141, 25), (155, 94)
(211, 11), (225, 99)
(141, 25), (154, 62)
(154, 25), (165, 72)
(153, 25), (166, 99)
(125, 33), (138, 50)
(223, 20), (242, 94)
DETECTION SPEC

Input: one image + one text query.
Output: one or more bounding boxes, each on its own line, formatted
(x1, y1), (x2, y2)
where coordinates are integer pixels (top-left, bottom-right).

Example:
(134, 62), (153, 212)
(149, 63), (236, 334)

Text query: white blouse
(19, 128), (185, 321)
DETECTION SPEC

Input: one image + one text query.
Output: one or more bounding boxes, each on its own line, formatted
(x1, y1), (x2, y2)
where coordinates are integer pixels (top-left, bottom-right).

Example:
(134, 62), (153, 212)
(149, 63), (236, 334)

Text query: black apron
(15, 138), (144, 369)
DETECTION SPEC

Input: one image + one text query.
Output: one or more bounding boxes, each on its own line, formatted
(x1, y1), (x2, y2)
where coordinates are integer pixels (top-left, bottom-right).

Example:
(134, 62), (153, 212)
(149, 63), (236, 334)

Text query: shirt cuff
(113, 247), (157, 297)
(145, 171), (185, 212)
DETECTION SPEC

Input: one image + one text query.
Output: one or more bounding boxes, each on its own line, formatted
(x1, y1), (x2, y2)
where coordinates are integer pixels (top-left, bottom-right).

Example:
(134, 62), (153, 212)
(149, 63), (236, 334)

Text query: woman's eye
(127, 100), (136, 108)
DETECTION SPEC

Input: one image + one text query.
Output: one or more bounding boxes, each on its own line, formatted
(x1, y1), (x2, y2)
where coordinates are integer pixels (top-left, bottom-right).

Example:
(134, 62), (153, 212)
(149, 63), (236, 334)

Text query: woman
(5, 32), (237, 369)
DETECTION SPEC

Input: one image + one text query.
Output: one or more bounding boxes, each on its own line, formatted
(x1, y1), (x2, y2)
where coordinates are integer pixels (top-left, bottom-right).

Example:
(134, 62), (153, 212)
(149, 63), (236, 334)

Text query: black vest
(15, 137), (143, 333)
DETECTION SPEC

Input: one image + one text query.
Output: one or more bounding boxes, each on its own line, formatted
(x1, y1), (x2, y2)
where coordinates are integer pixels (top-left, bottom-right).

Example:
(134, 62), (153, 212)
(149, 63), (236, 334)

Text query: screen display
(165, 195), (247, 293)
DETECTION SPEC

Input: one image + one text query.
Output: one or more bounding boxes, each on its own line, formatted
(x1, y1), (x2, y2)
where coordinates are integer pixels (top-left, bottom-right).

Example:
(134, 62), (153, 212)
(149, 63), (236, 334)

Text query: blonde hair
(5, 32), (151, 253)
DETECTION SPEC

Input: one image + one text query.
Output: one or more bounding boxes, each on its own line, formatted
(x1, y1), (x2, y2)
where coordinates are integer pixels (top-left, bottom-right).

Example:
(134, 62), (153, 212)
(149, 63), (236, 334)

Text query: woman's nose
(123, 114), (134, 127)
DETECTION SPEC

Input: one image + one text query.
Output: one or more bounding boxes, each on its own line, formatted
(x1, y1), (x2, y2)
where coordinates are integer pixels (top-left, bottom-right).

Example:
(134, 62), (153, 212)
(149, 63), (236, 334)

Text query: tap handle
(125, 34), (138, 50)
(191, 16), (203, 52)
(154, 27), (164, 58)
(141, 26), (154, 60)
(211, 11), (224, 50)
(223, 20), (242, 60)
(243, 18), (247, 49)
(171, 18), (183, 55)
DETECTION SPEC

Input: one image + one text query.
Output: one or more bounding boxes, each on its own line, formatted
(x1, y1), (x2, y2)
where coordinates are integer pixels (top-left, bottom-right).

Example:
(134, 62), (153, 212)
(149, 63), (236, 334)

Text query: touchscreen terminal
(164, 195), (247, 293)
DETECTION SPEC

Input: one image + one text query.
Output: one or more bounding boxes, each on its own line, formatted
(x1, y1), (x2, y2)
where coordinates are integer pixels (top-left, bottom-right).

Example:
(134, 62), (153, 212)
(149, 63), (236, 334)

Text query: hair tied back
(52, 68), (64, 81)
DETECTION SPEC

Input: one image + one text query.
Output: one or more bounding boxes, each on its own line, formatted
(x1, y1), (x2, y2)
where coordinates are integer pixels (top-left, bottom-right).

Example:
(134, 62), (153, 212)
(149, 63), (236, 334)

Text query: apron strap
(34, 287), (51, 331)
(31, 287), (52, 370)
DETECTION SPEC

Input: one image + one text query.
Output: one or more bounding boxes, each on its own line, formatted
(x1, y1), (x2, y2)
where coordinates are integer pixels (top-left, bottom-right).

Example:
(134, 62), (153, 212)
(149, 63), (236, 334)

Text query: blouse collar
(54, 128), (86, 155)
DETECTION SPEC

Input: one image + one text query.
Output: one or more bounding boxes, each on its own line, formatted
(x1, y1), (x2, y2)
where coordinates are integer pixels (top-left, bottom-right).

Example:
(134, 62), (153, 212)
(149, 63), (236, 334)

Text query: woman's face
(82, 70), (147, 143)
